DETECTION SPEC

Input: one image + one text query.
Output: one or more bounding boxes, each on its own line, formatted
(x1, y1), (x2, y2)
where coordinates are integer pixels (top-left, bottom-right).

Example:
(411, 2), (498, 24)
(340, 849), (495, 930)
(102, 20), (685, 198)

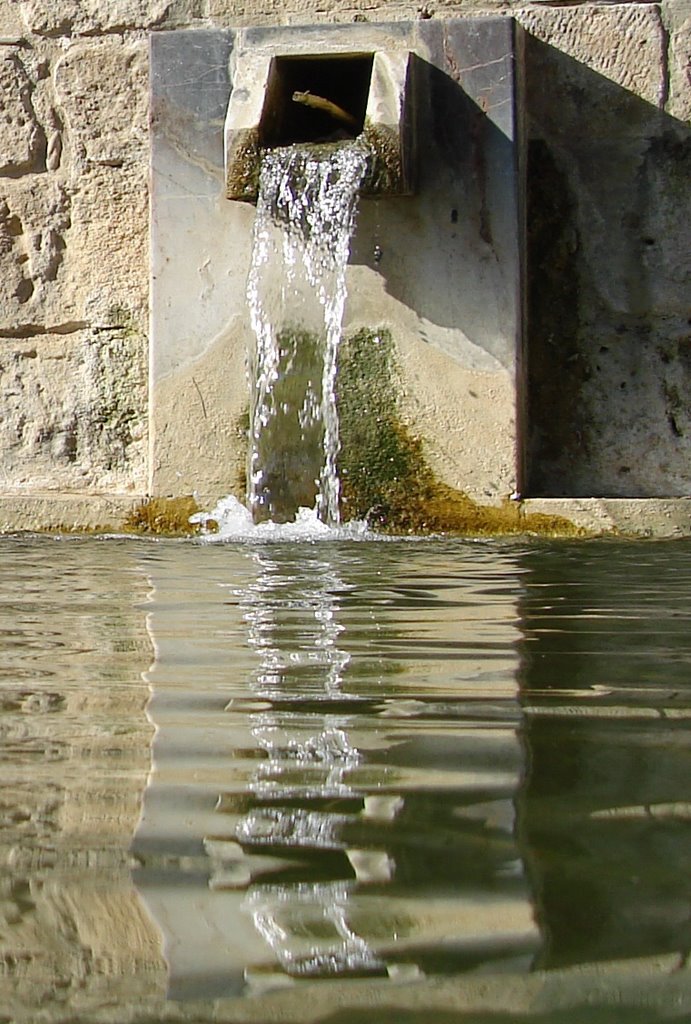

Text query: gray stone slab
(149, 21), (524, 504)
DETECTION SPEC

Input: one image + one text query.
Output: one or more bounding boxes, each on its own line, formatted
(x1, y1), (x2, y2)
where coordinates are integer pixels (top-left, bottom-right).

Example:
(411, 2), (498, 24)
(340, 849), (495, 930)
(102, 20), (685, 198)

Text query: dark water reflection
(1, 536), (690, 1021)
(518, 544), (691, 973)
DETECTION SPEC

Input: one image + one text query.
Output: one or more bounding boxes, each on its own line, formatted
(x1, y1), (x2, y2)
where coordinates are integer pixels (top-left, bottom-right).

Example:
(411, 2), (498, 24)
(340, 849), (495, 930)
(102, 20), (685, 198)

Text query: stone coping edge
(0, 493), (145, 533)
(26, 951), (691, 1024)
(522, 497), (691, 538)
(0, 494), (690, 537)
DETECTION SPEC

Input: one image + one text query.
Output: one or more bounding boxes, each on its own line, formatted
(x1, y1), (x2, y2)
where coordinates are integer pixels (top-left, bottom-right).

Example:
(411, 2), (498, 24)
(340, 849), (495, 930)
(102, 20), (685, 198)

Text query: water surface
(1, 535), (690, 1022)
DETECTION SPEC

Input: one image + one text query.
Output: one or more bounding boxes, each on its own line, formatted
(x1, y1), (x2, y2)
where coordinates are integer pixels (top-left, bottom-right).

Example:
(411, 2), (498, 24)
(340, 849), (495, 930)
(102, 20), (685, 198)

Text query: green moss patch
(124, 496), (204, 536)
(336, 327), (584, 537)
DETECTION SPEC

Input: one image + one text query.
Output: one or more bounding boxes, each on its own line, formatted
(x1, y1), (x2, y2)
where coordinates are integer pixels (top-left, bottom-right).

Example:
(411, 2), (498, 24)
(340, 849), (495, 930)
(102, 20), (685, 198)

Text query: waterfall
(246, 142), (367, 526)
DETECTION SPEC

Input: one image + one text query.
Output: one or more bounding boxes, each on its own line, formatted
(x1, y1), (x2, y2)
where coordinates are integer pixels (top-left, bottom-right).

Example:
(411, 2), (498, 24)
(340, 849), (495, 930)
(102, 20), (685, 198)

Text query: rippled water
(1, 535), (691, 1022)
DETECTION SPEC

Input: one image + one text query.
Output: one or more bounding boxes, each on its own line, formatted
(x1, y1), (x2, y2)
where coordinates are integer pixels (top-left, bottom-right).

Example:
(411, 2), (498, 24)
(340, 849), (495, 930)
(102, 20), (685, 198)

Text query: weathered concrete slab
(0, 493), (143, 532)
(523, 497), (691, 538)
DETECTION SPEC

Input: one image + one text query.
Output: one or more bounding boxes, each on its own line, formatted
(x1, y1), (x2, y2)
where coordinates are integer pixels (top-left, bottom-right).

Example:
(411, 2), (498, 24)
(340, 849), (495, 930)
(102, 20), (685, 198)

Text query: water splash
(190, 494), (376, 542)
(246, 143), (368, 526)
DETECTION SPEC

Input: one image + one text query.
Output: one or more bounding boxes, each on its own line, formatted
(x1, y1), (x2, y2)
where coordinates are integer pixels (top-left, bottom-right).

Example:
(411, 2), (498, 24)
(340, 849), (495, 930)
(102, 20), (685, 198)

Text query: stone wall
(0, 0), (689, 529)
(523, 2), (691, 498)
(0, 2), (154, 499)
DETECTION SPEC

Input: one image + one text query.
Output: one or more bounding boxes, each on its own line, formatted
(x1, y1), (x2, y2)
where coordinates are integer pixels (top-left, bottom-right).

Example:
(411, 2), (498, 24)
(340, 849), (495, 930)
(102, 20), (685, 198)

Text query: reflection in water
(3, 536), (691, 1020)
(518, 542), (691, 971)
(0, 538), (166, 1019)
(135, 542), (537, 997)
(232, 552), (382, 978)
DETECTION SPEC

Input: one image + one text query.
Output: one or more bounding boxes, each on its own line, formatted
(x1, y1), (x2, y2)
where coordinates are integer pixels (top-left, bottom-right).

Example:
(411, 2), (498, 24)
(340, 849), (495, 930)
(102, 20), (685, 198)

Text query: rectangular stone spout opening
(262, 54), (373, 146)
(225, 49), (414, 202)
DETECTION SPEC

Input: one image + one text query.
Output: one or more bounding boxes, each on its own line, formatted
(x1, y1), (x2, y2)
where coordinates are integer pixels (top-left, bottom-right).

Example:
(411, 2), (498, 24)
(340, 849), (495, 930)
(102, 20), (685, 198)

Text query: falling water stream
(246, 142), (368, 526)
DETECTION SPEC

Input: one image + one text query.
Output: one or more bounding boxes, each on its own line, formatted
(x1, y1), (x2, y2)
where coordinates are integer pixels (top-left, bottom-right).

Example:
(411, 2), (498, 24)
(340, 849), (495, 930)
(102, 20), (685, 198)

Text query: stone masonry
(0, 0), (689, 534)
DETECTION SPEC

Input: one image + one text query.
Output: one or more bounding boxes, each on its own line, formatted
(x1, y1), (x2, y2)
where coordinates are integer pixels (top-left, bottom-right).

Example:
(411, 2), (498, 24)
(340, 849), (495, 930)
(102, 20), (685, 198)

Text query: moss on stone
(361, 122), (404, 195)
(233, 407), (250, 501)
(251, 326), (328, 522)
(106, 303), (135, 333)
(124, 495), (204, 536)
(336, 327), (584, 537)
(226, 127), (261, 202)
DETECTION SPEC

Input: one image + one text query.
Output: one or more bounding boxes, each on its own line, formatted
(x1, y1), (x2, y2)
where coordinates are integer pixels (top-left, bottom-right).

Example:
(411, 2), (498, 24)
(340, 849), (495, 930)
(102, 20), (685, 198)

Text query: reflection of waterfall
(225, 552), (387, 978)
(134, 542), (539, 999)
(247, 144), (367, 525)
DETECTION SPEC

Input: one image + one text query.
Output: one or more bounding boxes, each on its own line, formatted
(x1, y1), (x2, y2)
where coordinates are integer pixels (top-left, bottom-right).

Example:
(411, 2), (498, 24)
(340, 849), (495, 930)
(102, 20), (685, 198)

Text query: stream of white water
(246, 142), (368, 526)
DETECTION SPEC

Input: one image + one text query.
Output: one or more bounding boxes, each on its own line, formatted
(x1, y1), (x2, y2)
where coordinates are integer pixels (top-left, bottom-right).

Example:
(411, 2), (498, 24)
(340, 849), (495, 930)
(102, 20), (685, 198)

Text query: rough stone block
(519, 4), (667, 132)
(50, 39), (150, 327)
(663, 0), (691, 121)
(15, 0), (205, 36)
(0, 178), (72, 317)
(0, 0), (25, 41)
(0, 51), (44, 174)
(54, 40), (148, 170)
(0, 329), (147, 494)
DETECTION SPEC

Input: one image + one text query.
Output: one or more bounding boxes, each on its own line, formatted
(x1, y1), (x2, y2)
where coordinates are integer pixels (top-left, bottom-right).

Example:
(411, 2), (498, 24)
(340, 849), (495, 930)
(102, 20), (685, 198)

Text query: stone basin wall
(0, 0), (689, 534)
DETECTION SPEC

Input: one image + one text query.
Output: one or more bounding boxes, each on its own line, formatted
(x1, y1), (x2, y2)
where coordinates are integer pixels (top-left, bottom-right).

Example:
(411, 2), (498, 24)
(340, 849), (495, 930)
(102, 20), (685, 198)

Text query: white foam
(190, 494), (378, 543)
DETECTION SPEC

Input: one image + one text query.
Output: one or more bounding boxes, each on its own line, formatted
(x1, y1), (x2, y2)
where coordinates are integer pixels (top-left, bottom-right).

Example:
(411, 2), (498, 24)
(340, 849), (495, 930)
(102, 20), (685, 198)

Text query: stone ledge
(1, 492), (691, 537)
(522, 497), (691, 537)
(0, 492), (145, 533)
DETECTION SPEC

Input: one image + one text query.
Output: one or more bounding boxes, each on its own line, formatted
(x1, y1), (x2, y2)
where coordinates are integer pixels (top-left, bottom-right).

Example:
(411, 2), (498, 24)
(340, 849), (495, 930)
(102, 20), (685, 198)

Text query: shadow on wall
(350, 35), (519, 375)
(524, 37), (691, 499)
(351, 27), (691, 500)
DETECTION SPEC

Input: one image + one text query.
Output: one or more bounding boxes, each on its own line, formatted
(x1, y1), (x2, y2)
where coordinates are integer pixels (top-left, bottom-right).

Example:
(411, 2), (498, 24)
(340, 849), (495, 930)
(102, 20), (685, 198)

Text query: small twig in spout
(292, 91), (359, 132)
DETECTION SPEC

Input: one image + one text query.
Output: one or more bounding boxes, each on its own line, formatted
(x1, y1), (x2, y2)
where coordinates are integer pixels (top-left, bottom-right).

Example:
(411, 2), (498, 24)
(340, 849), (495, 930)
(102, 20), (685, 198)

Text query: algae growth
(336, 327), (583, 536)
(124, 496), (203, 536)
(361, 122), (406, 195)
(123, 329), (583, 538)
(250, 327), (328, 523)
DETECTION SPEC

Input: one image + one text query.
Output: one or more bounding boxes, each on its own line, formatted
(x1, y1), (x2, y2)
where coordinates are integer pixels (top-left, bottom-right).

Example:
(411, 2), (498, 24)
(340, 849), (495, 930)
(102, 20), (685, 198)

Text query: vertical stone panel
(521, 4), (691, 497)
(150, 21), (524, 506)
